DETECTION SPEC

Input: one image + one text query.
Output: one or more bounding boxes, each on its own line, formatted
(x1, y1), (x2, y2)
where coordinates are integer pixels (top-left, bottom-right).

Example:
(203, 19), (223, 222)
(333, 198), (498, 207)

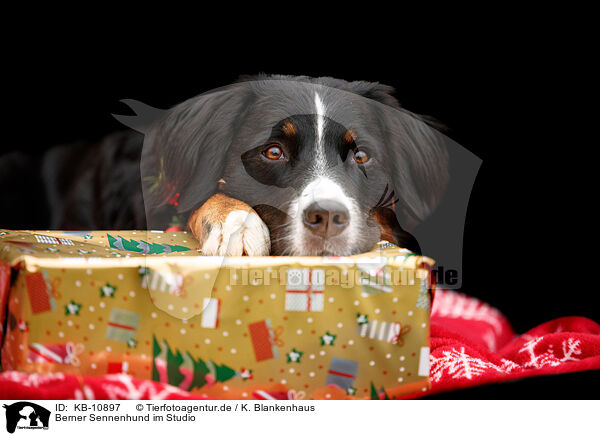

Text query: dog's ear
(141, 85), (252, 216)
(354, 82), (483, 290)
(113, 99), (166, 133)
(346, 81), (448, 229)
(377, 104), (449, 232)
(305, 78), (450, 236)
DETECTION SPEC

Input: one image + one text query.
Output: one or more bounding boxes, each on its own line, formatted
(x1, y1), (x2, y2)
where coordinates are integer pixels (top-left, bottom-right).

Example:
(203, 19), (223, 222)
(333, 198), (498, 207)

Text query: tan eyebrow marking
(344, 129), (357, 143)
(281, 121), (297, 136)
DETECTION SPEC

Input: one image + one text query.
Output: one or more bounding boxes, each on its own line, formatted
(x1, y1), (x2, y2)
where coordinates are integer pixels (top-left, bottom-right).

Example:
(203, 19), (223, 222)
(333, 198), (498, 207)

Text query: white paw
(201, 210), (270, 256)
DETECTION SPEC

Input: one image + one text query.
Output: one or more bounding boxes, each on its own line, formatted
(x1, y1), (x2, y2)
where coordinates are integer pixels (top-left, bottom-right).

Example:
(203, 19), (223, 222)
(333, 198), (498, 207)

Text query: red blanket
(2, 290), (599, 399)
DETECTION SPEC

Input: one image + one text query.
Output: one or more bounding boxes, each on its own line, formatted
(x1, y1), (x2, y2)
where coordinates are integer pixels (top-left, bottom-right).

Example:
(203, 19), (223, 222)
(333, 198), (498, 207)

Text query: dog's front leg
(187, 193), (271, 256)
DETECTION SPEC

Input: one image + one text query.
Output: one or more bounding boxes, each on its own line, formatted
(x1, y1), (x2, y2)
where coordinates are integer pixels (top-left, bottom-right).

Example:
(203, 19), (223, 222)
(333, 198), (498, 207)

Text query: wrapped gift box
(0, 230), (435, 399)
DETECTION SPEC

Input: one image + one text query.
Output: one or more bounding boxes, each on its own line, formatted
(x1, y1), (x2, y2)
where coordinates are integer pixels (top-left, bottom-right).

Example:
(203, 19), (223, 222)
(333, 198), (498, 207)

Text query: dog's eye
(263, 145), (285, 160)
(353, 150), (369, 164)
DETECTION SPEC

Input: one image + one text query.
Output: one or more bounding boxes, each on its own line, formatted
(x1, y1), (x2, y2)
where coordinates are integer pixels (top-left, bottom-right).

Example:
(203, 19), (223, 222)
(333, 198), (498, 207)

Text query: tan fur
(344, 129), (357, 143)
(187, 193), (254, 245)
(281, 121), (297, 136)
(375, 212), (396, 243)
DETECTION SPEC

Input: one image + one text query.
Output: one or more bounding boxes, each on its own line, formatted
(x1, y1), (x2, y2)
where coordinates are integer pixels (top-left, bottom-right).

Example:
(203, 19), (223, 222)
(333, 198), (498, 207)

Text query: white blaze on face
(299, 176), (353, 215)
(315, 91), (325, 144)
(284, 91), (362, 255)
(314, 92), (327, 172)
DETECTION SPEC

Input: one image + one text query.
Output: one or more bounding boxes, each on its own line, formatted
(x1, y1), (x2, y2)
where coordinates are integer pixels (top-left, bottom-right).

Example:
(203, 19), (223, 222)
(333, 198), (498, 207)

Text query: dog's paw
(188, 194), (270, 256)
(202, 210), (270, 256)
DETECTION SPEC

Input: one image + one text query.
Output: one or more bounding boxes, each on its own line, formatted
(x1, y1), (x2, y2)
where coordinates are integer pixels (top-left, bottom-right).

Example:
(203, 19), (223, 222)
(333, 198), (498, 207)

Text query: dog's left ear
(140, 85), (253, 218)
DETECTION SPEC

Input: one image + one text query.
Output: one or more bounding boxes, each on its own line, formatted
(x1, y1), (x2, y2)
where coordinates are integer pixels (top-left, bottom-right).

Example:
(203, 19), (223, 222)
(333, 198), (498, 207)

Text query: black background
(1, 32), (595, 398)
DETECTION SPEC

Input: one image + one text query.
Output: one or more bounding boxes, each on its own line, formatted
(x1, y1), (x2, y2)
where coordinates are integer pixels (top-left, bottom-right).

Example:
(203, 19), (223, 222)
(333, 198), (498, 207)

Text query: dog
(1, 75), (449, 257)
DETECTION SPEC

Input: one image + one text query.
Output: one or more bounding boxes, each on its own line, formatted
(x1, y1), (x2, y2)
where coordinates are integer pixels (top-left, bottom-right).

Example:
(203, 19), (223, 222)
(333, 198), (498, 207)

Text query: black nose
(303, 200), (350, 238)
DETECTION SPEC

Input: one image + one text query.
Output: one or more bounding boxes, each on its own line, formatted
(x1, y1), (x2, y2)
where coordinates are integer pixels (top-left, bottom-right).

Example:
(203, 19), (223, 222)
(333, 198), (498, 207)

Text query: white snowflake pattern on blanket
(430, 347), (517, 382)
(518, 337), (582, 369)
(430, 336), (584, 383)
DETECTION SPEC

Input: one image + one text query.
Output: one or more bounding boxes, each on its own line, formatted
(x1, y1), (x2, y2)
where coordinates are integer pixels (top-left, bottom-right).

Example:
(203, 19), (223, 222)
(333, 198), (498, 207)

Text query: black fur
(0, 131), (145, 230)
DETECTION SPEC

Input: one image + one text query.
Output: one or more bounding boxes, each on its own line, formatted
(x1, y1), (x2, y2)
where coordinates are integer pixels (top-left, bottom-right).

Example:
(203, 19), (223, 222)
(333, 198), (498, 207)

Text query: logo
(2, 402), (50, 433)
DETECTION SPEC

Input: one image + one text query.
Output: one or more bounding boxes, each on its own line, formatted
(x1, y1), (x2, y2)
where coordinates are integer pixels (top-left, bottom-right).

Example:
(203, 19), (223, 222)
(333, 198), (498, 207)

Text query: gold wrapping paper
(0, 230), (434, 399)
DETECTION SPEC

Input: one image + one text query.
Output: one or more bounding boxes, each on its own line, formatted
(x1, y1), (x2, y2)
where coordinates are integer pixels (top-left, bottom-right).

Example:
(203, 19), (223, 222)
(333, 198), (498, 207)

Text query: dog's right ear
(134, 85), (252, 221)
(112, 99), (166, 133)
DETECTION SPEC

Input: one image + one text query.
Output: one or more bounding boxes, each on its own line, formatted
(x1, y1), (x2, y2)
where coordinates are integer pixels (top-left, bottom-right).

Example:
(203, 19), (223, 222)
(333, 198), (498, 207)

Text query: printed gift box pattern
(28, 342), (84, 366)
(200, 298), (220, 329)
(0, 230), (434, 399)
(26, 271), (56, 314)
(326, 357), (359, 392)
(248, 319), (281, 362)
(285, 268), (325, 312)
(105, 309), (140, 343)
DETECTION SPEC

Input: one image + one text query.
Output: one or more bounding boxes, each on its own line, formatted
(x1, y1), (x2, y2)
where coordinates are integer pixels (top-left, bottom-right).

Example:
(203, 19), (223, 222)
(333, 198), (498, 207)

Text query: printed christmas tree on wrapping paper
(152, 336), (237, 391)
(197, 358), (237, 389)
(370, 382), (390, 400)
(108, 234), (190, 254)
(151, 337), (162, 382)
(166, 343), (186, 387)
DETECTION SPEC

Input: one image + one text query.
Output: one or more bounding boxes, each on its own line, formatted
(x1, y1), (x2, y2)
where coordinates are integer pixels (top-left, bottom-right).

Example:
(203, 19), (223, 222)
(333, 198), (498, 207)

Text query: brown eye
(263, 145), (285, 160)
(353, 150), (369, 164)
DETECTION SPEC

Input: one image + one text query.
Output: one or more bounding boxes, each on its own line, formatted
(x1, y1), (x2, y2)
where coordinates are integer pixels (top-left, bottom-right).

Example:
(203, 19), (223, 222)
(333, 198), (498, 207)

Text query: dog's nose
(303, 201), (349, 238)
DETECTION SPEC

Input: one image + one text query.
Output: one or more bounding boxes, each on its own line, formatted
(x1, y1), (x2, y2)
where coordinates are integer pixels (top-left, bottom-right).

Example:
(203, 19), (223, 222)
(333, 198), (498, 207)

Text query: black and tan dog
(1, 75), (449, 257)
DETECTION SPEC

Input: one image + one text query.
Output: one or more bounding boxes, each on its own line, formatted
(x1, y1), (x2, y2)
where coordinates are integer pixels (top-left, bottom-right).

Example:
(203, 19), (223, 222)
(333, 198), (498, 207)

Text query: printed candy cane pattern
(285, 268), (324, 312)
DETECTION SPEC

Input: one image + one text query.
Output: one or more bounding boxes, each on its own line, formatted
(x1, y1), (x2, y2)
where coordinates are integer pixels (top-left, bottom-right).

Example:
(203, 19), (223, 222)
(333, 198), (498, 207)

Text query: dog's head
(132, 75), (449, 256)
